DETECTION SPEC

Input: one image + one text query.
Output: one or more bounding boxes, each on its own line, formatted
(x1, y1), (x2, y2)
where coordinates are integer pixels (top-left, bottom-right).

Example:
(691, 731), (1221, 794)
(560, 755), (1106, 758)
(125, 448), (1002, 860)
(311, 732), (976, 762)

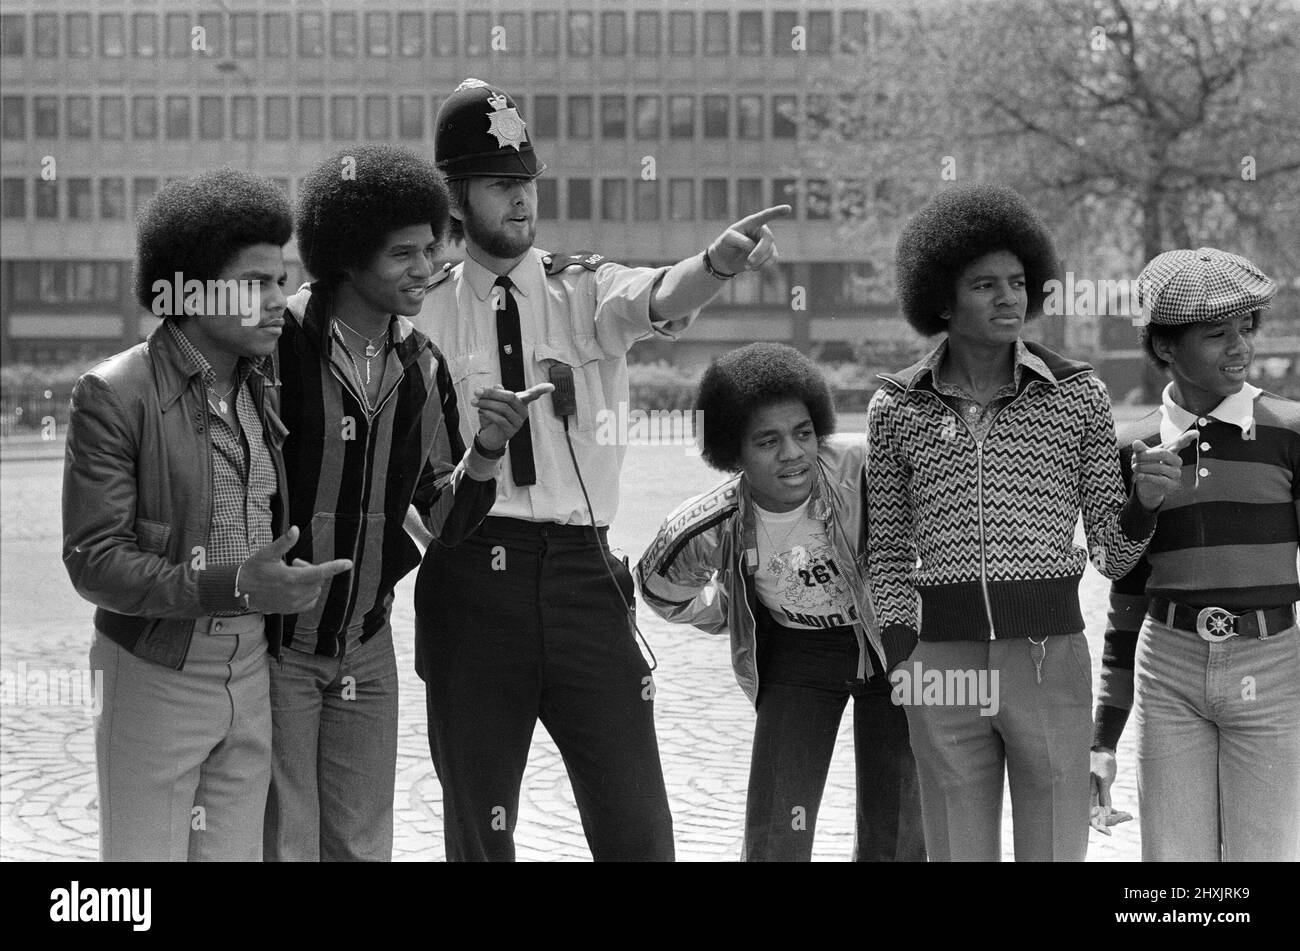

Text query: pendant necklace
(207, 380), (236, 416)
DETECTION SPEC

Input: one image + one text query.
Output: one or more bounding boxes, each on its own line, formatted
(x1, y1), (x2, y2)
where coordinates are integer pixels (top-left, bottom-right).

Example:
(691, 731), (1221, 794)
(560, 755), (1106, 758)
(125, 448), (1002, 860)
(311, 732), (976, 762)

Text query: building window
(398, 13), (423, 57)
(133, 14), (157, 57)
(67, 97), (91, 138)
(668, 179), (694, 220)
(737, 178), (763, 215)
(702, 96), (728, 138)
(1, 97), (24, 139)
(34, 14), (57, 57)
(299, 96), (324, 140)
(197, 13), (223, 57)
(464, 12), (488, 56)
(398, 95), (423, 139)
(841, 11), (868, 52)
(737, 95), (762, 139)
(668, 96), (694, 139)
(164, 12), (189, 57)
(35, 179), (58, 219)
(165, 96), (191, 140)
(532, 95), (558, 139)
(199, 97), (224, 140)
(229, 13), (256, 57)
(39, 262), (68, 302)
(232, 96), (256, 140)
(299, 13), (324, 58)
(600, 96), (626, 139)
(600, 179), (626, 221)
(809, 12), (833, 53)
(265, 96), (290, 140)
(432, 13), (457, 56)
(264, 14), (288, 57)
(366, 13), (391, 56)
(807, 179), (832, 219)
(496, 13), (524, 54)
(567, 178), (592, 219)
(773, 11), (798, 55)
(537, 179), (558, 220)
(0, 15), (25, 57)
(99, 97), (125, 140)
(669, 12), (694, 55)
(133, 178), (158, 216)
(533, 12), (558, 56)
(634, 180), (659, 221)
(99, 177), (125, 220)
(601, 12), (626, 55)
(332, 13), (357, 57)
(99, 14), (124, 57)
(330, 96), (356, 139)
(34, 97), (58, 138)
(133, 97), (160, 140)
(11, 261), (38, 300)
(703, 12), (728, 54)
(772, 96), (798, 138)
(568, 12), (593, 56)
(773, 178), (799, 217)
(365, 96), (389, 139)
(67, 13), (91, 57)
(567, 96), (592, 140)
(633, 96), (660, 140)
(702, 179), (728, 220)
(1, 178), (26, 219)
(738, 12), (763, 55)
(634, 12), (660, 56)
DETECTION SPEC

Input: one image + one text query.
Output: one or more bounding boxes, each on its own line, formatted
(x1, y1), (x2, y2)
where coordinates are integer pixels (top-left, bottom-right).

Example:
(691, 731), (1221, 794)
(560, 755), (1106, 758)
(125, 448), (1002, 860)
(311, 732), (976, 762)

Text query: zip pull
(1029, 636), (1047, 684)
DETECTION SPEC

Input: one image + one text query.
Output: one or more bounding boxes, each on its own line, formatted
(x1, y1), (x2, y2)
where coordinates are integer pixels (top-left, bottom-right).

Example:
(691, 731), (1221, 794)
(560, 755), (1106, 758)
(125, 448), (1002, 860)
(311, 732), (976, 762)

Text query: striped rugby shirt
(276, 283), (500, 656)
(1094, 383), (1300, 748)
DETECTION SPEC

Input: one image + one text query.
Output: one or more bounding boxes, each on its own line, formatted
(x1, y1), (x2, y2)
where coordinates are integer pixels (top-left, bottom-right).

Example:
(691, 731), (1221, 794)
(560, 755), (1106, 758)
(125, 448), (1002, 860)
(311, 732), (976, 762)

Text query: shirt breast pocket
(532, 340), (606, 434)
(447, 348), (498, 429)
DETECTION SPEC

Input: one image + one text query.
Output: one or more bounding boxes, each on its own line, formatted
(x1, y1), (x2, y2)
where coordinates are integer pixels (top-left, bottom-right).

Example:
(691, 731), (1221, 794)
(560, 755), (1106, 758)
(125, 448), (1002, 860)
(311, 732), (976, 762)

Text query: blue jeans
(264, 625), (400, 861)
(1134, 617), (1300, 861)
(743, 622), (925, 861)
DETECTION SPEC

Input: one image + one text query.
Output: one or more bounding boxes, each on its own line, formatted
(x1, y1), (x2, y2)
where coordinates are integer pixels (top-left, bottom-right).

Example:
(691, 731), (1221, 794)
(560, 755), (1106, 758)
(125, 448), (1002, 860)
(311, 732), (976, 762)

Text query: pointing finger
(1160, 429), (1199, 453)
(731, 204), (793, 234)
(517, 382), (556, 404)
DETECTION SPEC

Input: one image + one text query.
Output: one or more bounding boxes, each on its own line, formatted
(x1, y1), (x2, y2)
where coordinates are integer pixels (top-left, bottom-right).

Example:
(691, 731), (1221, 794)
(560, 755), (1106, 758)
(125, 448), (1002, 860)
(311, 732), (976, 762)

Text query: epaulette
(425, 262), (454, 290)
(543, 251), (612, 275)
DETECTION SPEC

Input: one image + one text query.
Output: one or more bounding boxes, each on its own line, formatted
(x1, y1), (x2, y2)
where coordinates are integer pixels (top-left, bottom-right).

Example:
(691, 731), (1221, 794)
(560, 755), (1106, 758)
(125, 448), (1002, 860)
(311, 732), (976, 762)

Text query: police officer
(410, 78), (790, 861)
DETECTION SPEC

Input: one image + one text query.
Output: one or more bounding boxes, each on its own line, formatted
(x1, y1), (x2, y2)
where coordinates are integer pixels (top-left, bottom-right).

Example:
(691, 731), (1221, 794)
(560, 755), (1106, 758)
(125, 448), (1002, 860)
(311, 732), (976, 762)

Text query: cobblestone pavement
(1, 448), (1142, 862)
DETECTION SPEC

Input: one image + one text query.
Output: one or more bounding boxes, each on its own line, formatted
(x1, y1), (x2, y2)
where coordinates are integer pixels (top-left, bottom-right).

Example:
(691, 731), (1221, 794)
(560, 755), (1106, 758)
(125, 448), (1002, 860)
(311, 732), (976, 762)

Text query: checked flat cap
(1138, 247), (1276, 326)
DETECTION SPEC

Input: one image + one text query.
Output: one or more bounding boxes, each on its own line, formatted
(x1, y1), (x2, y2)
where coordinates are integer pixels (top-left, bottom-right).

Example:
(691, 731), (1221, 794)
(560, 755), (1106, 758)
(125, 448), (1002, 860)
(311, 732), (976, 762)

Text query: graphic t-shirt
(752, 498), (859, 630)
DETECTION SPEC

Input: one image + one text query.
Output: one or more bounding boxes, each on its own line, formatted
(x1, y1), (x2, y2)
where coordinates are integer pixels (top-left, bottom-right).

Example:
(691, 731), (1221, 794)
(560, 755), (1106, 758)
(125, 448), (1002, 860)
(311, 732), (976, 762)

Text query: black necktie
(493, 276), (536, 487)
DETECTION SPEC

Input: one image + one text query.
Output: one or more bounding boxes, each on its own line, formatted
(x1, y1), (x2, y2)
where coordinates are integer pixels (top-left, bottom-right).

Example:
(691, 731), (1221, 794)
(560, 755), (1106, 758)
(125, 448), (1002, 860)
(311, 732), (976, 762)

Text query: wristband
(702, 248), (737, 280)
(473, 433), (506, 459)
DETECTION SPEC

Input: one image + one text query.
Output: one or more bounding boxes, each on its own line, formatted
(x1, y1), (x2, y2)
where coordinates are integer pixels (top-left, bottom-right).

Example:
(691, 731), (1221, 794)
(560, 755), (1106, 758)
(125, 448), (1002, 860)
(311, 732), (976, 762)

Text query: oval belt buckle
(1195, 606), (1238, 642)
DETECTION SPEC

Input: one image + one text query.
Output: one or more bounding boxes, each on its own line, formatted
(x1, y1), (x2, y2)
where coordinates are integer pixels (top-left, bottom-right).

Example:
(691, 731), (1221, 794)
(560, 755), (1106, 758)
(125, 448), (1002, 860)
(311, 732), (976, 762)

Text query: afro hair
(134, 168), (292, 311)
(894, 184), (1061, 336)
(296, 144), (450, 287)
(697, 342), (836, 473)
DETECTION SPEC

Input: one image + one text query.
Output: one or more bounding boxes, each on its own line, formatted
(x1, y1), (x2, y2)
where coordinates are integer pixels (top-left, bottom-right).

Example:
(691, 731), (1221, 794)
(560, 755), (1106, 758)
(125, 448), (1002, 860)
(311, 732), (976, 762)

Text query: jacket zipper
(326, 361), (404, 657)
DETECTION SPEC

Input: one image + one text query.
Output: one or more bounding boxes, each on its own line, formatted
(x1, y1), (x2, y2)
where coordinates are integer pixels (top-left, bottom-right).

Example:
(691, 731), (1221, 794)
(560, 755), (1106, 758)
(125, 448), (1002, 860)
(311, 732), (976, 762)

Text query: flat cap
(1138, 247), (1275, 326)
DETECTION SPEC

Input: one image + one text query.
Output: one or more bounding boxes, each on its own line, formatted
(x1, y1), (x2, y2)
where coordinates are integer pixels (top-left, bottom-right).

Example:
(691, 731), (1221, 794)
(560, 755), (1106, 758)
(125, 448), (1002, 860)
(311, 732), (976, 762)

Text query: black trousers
(742, 619), (926, 861)
(415, 517), (674, 862)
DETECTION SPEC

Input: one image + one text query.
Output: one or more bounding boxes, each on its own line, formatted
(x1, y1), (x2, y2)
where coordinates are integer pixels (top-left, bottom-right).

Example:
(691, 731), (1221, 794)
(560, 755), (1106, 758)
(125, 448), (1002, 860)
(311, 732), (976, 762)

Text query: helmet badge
(485, 92), (528, 151)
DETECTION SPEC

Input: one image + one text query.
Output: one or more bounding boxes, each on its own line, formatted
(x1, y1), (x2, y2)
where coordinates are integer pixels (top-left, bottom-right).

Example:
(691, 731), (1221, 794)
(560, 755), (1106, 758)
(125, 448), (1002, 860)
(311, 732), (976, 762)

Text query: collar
(903, 338), (1054, 394)
(156, 320), (274, 409)
(290, 281), (424, 363)
(1159, 381), (1261, 444)
(462, 247), (543, 304)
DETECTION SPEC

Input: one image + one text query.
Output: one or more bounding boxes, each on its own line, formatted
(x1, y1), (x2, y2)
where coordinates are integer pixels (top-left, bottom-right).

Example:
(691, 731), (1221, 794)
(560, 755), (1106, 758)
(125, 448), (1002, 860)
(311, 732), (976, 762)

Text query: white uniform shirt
(413, 247), (699, 525)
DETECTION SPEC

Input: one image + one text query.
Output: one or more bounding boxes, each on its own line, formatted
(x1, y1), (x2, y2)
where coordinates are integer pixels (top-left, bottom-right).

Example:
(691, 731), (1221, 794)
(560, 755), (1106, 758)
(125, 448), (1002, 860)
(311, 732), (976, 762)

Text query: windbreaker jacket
(62, 321), (289, 670)
(866, 339), (1156, 671)
(636, 433), (880, 705)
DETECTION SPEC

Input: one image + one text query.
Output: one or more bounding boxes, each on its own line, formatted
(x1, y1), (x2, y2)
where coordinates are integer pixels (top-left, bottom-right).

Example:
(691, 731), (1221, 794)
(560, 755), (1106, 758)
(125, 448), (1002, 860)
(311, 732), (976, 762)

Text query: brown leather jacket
(62, 322), (289, 670)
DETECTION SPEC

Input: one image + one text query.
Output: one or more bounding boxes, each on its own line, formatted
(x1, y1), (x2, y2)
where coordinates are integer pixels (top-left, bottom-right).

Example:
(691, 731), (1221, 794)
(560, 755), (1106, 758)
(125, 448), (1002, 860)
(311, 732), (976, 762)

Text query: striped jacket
(276, 283), (499, 656)
(1093, 388), (1300, 748)
(866, 340), (1156, 670)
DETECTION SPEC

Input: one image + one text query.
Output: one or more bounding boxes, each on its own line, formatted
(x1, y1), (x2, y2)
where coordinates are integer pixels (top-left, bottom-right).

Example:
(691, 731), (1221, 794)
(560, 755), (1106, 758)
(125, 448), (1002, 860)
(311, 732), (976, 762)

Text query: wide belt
(1147, 596), (1295, 642)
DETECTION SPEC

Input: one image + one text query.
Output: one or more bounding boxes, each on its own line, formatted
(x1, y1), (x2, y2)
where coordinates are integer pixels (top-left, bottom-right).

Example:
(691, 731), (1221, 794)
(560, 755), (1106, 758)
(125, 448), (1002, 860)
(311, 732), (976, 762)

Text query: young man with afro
(865, 183), (1189, 861)
(1091, 248), (1300, 861)
(266, 144), (547, 861)
(637, 343), (925, 861)
(62, 169), (352, 861)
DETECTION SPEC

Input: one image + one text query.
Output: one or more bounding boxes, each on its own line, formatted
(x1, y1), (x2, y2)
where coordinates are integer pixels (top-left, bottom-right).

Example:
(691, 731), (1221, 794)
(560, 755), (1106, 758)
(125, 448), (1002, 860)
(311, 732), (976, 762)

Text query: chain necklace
(206, 379), (237, 416)
(335, 317), (387, 359)
(333, 329), (387, 416)
(332, 320), (389, 387)
(756, 503), (808, 575)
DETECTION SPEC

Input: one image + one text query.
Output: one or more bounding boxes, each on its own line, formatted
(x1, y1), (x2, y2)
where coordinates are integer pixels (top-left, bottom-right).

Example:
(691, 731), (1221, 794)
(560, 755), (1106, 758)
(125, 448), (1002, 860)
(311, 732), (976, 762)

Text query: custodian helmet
(434, 78), (545, 181)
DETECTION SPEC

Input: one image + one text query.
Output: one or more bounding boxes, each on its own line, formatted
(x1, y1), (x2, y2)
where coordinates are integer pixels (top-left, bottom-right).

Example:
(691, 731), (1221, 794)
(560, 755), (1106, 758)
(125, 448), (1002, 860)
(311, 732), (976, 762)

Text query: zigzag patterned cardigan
(865, 340), (1157, 670)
